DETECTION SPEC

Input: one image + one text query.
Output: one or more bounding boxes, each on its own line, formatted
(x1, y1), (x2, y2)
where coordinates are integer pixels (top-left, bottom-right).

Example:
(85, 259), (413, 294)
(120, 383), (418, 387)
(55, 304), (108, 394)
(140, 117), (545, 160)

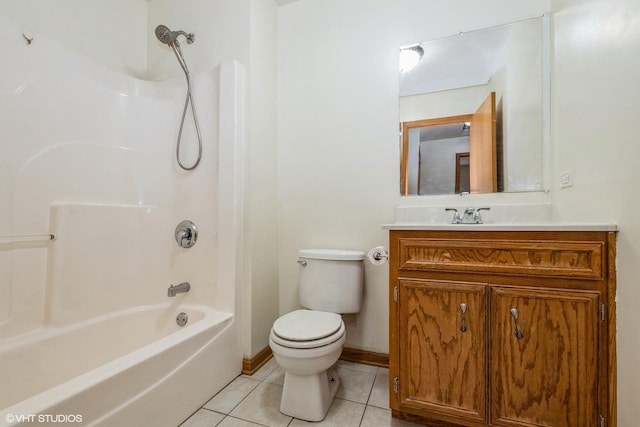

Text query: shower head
(155, 24), (173, 45)
(155, 25), (195, 46)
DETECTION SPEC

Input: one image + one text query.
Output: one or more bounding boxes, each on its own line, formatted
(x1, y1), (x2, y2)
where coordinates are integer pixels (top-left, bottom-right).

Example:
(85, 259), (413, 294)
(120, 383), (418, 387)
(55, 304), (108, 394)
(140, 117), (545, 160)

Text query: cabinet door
(397, 279), (487, 422)
(491, 287), (599, 427)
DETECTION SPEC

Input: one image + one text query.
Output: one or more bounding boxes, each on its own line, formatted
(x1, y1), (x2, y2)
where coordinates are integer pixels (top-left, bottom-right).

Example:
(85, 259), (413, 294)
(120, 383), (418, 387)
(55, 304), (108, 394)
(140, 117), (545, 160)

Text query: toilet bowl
(269, 309), (346, 421)
(269, 249), (364, 421)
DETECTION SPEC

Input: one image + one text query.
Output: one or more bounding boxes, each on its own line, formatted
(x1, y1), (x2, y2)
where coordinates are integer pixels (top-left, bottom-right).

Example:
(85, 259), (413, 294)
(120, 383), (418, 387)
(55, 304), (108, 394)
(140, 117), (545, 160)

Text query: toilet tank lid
(299, 249), (365, 260)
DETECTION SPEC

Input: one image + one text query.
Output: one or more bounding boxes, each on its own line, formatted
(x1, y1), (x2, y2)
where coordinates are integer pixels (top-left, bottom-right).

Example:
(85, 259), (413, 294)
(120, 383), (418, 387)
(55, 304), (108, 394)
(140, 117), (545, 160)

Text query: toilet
(269, 248), (365, 421)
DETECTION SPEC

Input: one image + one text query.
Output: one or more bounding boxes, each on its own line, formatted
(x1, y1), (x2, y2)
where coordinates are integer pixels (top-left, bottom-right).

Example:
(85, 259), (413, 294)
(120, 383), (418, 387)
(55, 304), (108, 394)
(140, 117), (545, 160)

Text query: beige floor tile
(203, 376), (261, 414)
(229, 381), (292, 427)
(289, 398), (365, 427)
(264, 365), (285, 385)
(335, 364), (376, 404)
(179, 409), (225, 427)
(367, 368), (390, 409)
(217, 416), (267, 427)
(360, 406), (423, 426)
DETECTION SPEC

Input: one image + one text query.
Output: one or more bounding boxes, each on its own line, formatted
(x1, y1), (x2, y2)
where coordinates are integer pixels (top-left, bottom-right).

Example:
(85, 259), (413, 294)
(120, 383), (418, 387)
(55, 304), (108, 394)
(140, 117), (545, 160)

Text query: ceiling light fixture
(399, 45), (424, 73)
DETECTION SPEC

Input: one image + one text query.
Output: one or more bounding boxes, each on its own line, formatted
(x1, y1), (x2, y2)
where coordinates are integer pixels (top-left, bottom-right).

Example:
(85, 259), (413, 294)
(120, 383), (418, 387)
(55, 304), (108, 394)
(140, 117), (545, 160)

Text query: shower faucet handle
(179, 229), (191, 245)
(175, 220), (198, 248)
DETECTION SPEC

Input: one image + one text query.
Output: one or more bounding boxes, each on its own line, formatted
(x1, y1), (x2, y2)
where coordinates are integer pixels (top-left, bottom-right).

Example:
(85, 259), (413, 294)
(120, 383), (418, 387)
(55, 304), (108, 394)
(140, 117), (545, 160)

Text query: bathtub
(0, 304), (240, 427)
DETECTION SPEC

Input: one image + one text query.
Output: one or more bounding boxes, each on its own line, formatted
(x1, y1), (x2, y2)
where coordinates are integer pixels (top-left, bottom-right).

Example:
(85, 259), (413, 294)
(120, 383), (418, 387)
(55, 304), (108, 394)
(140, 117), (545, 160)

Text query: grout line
(225, 382), (277, 425)
(217, 414), (272, 427)
(209, 376), (262, 416)
(357, 401), (368, 427)
(359, 368), (378, 426)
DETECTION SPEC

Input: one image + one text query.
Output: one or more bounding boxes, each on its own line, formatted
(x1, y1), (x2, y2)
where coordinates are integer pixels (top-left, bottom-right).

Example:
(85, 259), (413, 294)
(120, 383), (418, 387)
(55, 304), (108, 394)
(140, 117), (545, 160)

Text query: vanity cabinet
(398, 278), (488, 422)
(388, 229), (616, 427)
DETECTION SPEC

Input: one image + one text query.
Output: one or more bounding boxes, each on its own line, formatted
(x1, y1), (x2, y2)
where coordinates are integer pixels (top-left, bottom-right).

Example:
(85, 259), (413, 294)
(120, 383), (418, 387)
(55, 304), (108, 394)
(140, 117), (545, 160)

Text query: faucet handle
(445, 208), (462, 224)
(473, 207), (491, 224)
(175, 220), (198, 248)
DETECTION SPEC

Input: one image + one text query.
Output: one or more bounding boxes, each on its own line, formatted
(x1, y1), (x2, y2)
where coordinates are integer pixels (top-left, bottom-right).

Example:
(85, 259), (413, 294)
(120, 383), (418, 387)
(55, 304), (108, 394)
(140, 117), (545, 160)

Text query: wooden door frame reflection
(400, 114), (472, 195)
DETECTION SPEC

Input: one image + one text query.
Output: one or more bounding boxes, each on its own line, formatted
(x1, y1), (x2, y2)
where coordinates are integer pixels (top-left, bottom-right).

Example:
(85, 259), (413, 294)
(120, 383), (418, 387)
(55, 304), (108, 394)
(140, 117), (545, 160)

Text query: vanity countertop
(382, 223), (619, 232)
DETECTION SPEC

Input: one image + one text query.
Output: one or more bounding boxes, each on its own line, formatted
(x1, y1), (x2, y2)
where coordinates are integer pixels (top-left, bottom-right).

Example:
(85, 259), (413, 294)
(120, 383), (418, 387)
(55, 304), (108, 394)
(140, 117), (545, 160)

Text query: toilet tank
(298, 249), (365, 314)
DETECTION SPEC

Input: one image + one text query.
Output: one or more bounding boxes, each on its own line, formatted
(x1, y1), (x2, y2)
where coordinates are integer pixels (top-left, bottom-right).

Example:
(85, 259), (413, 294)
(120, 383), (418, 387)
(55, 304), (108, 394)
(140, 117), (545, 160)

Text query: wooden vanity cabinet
(388, 230), (616, 427)
(398, 278), (488, 422)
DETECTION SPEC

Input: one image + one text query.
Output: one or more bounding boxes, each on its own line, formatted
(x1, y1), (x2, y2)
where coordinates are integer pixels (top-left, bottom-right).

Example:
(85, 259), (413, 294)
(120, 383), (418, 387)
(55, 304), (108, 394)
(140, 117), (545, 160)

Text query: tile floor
(179, 358), (423, 427)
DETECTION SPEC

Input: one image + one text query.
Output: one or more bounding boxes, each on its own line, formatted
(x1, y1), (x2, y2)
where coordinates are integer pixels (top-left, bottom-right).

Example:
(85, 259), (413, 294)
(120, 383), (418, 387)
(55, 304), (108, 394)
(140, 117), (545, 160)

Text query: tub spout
(168, 282), (190, 297)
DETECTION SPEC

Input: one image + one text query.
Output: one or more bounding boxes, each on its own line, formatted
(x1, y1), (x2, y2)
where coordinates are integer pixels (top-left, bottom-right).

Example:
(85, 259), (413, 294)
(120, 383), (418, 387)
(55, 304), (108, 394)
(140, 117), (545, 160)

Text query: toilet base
(280, 367), (340, 421)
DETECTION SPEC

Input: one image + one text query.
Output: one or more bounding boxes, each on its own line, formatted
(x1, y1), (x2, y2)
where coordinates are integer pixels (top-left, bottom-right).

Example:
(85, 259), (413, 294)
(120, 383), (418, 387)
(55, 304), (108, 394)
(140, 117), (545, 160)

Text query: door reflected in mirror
(455, 152), (470, 194)
(399, 16), (547, 196)
(402, 93), (499, 195)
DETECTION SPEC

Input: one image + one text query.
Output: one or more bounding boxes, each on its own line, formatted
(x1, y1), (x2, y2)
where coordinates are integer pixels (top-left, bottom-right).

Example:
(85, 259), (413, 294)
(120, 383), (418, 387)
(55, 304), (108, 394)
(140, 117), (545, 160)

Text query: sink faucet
(168, 281), (190, 297)
(445, 207), (491, 224)
(462, 207), (475, 224)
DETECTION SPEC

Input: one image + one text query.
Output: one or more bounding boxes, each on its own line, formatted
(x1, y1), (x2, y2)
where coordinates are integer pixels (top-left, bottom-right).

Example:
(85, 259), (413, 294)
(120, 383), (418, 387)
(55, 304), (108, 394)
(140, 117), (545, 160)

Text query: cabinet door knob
(510, 308), (524, 339)
(460, 303), (467, 333)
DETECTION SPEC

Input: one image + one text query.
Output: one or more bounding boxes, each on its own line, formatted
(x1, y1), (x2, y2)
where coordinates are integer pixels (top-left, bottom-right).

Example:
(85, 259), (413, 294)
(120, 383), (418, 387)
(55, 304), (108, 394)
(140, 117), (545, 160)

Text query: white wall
(277, 0), (550, 354)
(550, 0), (640, 424)
(147, 0), (251, 81)
(247, 0), (280, 358)
(0, 0), (148, 77)
(400, 85), (489, 122)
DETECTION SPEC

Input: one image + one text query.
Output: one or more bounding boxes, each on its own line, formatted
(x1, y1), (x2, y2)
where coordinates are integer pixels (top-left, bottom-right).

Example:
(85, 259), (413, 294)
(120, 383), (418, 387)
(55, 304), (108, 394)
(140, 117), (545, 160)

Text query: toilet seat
(271, 310), (344, 349)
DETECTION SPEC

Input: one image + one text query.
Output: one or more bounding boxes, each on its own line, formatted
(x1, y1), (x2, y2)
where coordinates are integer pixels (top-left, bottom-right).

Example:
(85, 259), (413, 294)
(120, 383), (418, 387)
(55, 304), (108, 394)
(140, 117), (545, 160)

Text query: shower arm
(174, 30), (195, 45)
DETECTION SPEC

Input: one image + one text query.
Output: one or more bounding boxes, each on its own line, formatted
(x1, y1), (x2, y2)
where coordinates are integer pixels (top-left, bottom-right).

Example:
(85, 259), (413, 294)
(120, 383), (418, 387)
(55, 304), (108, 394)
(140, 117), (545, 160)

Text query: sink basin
(381, 223), (618, 231)
(385, 204), (617, 231)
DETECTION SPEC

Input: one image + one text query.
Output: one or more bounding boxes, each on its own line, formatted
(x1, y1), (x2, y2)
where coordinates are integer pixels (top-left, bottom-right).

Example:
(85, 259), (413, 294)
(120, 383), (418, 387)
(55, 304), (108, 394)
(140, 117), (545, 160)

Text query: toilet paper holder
(368, 246), (389, 264)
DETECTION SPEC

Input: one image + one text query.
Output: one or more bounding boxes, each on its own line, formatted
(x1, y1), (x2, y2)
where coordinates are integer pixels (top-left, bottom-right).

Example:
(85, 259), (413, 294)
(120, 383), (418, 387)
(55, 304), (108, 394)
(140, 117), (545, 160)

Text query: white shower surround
(0, 13), (243, 425)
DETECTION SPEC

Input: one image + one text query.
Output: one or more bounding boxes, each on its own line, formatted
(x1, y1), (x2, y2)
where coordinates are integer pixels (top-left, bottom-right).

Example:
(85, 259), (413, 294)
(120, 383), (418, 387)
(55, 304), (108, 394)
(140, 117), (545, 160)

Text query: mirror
(399, 16), (547, 196)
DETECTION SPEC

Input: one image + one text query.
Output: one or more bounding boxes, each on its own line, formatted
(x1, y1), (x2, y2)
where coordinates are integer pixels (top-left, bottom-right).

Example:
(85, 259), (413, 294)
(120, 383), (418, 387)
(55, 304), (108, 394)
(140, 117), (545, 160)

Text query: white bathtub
(0, 304), (240, 427)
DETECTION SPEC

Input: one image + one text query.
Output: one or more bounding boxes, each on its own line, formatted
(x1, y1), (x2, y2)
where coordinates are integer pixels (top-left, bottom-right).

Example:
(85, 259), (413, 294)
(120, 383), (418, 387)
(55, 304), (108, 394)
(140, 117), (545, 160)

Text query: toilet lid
(272, 310), (342, 341)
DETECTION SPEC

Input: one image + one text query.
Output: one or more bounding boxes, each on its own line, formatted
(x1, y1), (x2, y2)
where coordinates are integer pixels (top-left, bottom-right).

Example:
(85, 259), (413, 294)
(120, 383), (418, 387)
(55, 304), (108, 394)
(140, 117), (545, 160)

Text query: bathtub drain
(176, 312), (188, 327)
